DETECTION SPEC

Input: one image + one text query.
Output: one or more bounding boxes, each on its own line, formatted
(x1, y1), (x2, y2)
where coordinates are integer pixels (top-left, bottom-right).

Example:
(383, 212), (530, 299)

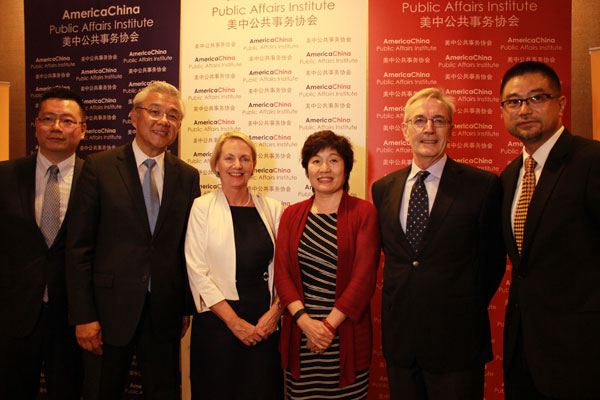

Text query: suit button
(412, 261), (419, 268)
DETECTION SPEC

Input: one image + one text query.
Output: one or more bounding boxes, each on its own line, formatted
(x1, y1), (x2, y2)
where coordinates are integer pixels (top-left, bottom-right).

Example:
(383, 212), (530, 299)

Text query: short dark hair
(500, 61), (561, 96)
(40, 87), (87, 118)
(301, 130), (354, 192)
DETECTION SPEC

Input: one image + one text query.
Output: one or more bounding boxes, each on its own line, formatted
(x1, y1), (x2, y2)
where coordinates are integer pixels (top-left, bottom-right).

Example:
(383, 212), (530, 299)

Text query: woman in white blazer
(185, 131), (284, 399)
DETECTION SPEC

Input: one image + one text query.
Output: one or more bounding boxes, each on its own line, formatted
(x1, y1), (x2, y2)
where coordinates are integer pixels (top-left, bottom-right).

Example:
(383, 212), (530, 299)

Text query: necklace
(228, 190), (252, 207)
(242, 194), (251, 207)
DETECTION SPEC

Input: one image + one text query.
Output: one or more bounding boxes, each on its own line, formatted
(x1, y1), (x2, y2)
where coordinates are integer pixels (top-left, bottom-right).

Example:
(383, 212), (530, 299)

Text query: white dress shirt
(399, 155), (447, 232)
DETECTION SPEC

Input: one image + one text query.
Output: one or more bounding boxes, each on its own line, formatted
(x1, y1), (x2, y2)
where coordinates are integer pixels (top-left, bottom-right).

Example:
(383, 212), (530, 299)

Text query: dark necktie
(142, 159), (159, 234)
(406, 170), (430, 252)
(40, 165), (60, 247)
(514, 156), (536, 254)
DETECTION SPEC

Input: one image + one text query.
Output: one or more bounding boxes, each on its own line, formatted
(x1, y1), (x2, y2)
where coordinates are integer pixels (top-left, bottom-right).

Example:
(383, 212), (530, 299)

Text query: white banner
(180, 0), (368, 203)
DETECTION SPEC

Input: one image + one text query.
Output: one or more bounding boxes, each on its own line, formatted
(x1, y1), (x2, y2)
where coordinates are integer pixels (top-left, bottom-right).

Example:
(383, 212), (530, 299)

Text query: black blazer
(501, 130), (600, 398)
(66, 143), (200, 345)
(0, 154), (83, 337)
(372, 157), (505, 372)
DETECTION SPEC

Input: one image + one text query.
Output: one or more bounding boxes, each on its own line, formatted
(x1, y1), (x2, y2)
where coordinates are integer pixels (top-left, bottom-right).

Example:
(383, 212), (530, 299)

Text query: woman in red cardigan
(274, 130), (381, 399)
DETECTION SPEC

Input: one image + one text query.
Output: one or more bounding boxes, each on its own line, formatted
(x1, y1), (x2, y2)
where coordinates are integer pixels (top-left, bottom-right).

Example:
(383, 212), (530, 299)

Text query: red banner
(367, 1), (571, 398)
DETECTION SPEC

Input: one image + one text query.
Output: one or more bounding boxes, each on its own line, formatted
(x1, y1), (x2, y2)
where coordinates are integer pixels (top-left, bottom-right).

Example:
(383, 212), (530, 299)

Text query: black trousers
(87, 295), (181, 400)
(0, 302), (83, 400)
(386, 360), (484, 400)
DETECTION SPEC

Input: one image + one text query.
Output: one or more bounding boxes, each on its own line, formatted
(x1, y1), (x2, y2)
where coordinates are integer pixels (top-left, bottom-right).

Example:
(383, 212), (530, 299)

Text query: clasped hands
(229, 304), (281, 347)
(297, 316), (334, 354)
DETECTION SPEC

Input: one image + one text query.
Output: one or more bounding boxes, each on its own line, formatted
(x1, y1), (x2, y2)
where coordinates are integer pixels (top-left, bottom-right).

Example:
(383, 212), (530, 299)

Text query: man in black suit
(0, 87), (86, 399)
(372, 88), (506, 400)
(66, 81), (200, 399)
(500, 61), (600, 399)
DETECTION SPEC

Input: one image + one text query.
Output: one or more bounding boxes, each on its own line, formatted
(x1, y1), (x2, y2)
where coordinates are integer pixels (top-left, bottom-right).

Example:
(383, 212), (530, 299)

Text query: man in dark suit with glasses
(0, 87), (86, 399)
(372, 87), (505, 400)
(500, 61), (600, 400)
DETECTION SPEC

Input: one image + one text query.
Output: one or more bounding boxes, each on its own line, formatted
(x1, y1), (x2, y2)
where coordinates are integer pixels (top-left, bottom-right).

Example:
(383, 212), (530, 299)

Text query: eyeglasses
(136, 106), (182, 123)
(37, 116), (84, 129)
(408, 116), (451, 129)
(501, 94), (555, 111)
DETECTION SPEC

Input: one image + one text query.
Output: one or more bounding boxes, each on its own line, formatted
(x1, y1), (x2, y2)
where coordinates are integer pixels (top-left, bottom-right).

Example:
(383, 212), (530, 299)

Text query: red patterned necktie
(513, 156), (536, 254)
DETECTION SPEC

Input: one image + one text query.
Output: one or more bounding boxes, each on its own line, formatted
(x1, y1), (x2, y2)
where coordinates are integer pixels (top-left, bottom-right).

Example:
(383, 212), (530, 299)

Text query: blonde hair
(210, 131), (257, 176)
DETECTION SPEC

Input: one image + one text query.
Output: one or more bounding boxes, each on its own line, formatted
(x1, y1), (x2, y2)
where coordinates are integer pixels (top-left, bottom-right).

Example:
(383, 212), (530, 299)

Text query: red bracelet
(322, 319), (336, 335)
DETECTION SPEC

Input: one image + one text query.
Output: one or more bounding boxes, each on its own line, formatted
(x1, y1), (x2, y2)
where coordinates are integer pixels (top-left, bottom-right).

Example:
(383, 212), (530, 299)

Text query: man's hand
(76, 321), (103, 355)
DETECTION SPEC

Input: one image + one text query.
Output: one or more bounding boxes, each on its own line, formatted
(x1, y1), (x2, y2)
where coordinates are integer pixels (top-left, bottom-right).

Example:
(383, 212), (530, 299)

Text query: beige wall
(0, 82), (9, 161)
(0, 0), (25, 159)
(1, 1), (599, 159)
(571, 0), (600, 137)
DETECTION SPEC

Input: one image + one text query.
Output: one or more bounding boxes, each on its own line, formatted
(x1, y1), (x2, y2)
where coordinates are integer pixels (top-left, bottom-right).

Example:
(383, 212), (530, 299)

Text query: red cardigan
(274, 192), (381, 387)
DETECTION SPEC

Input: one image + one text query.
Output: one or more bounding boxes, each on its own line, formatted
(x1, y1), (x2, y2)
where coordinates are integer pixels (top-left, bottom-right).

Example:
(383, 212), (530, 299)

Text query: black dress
(190, 206), (283, 400)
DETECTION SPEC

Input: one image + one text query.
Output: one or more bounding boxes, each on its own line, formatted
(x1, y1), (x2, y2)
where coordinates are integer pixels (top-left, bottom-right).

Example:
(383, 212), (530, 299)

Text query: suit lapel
(116, 144), (153, 236)
(419, 158), (459, 254)
(384, 168), (413, 255)
(520, 131), (572, 259)
(52, 156), (85, 247)
(17, 155), (46, 245)
(154, 152), (179, 236)
(17, 155), (38, 225)
(502, 157), (522, 264)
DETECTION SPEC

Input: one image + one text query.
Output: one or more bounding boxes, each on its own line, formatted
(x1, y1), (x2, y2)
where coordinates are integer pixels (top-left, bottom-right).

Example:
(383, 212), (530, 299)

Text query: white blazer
(185, 189), (283, 313)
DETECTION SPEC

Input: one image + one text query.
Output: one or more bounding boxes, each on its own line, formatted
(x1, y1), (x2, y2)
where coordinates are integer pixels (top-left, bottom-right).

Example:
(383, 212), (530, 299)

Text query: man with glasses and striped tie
(500, 61), (600, 400)
(0, 87), (86, 399)
(66, 81), (200, 399)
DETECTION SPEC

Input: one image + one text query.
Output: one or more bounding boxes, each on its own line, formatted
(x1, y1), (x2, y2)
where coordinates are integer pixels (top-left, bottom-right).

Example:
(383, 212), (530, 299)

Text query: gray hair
(404, 87), (455, 123)
(132, 81), (185, 118)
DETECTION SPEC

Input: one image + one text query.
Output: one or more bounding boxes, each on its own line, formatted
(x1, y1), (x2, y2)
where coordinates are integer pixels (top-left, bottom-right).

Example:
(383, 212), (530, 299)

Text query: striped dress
(285, 212), (369, 400)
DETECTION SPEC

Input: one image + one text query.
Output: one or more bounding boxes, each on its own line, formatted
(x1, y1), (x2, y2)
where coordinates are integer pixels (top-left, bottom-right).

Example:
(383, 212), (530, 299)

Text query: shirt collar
(521, 126), (564, 169)
(36, 151), (76, 179)
(409, 154), (447, 180)
(132, 138), (165, 170)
